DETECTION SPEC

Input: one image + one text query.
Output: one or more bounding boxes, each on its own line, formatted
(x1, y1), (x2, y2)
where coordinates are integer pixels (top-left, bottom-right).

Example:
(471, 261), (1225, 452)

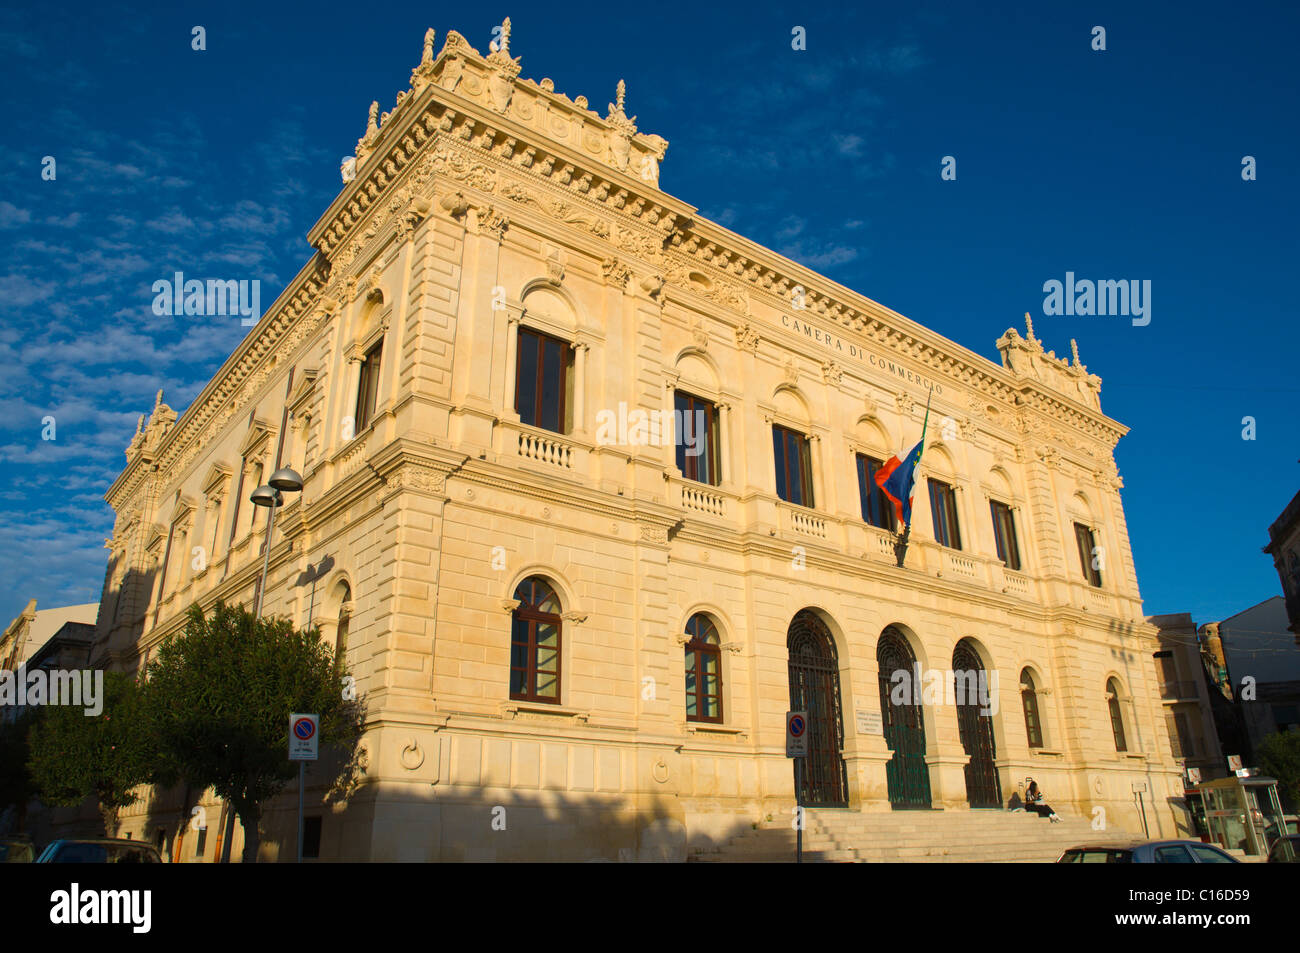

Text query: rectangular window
(354, 340), (383, 433)
(515, 327), (573, 434)
(929, 479), (962, 550)
(772, 425), (814, 508)
(1075, 522), (1103, 587)
(674, 391), (720, 486)
(855, 454), (897, 531)
(990, 500), (1021, 570)
(302, 816), (322, 859)
(195, 825), (207, 858)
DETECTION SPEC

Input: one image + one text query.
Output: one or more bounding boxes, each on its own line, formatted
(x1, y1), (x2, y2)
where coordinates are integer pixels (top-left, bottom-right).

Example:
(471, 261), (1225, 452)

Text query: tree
(144, 602), (362, 862)
(26, 671), (161, 834)
(1258, 729), (1300, 811)
(0, 709), (38, 832)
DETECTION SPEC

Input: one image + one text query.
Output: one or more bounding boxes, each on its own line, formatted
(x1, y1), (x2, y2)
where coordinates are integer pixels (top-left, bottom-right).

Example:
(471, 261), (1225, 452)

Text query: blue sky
(1, 1), (1296, 627)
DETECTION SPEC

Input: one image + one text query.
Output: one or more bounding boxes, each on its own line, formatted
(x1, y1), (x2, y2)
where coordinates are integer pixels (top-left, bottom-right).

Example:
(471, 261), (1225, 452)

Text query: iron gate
(787, 611), (848, 807)
(877, 628), (932, 809)
(953, 640), (1002, 809)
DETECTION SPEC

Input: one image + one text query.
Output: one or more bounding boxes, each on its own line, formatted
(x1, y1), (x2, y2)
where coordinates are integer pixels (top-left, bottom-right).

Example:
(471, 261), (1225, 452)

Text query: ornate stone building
(91, 21), (1180, 860)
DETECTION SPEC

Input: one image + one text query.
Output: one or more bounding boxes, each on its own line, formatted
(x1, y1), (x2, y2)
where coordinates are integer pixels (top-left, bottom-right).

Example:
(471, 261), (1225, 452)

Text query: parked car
(35, 838), (163, 864)
(1057, 840), (1239, 863)
(0, 835), (36, 863)
(1267, 834), (1300, 863)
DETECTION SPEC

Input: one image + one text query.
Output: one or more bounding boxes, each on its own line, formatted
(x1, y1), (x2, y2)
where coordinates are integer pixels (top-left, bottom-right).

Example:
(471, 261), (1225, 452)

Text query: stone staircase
(689, 808), (1136, 863)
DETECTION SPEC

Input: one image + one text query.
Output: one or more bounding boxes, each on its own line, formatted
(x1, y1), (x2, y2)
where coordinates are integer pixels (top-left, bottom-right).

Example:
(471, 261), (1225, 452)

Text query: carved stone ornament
(396, 465), (446, 493)
(439, 191), (470, 218)
(410, 28), (437, 92)
(399, 739), (425, 770)
(545, 252), (565, 286)
(475, 205), (509, 240)
(601, 257), (632, 288)
(639, 523), (669, 544)
(734, 323), (760, 353)
(821, 360), (843, 387)
(485, 18), (522, 113)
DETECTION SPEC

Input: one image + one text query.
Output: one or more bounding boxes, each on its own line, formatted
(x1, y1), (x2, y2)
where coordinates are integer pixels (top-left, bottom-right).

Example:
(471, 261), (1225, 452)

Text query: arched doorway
(953, 639), (1001, 808)
(787, 610), (848, 807)
(877, 627), (931, 809)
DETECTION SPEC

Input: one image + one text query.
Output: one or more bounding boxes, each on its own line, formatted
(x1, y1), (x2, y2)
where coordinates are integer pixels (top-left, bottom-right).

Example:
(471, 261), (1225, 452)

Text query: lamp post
(250, 465), (306, 861)
(249, 467), (303, 620)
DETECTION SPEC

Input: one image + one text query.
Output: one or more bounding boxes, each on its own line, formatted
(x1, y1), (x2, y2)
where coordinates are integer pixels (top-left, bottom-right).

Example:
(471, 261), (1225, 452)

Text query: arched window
(1020, 668), (1043, 748)
(510, 577), (562, 703)
(335, 582), (352, 671)
(684, 613), (722, 723)
(1106, 678), (1127, 752)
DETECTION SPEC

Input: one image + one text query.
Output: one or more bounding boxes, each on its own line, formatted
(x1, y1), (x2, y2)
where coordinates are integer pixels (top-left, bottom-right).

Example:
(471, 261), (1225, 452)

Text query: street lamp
(250, 467), (303, 619)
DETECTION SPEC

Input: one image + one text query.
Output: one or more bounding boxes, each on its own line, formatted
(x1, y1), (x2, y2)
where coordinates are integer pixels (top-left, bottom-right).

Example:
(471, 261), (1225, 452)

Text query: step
(695, 807), (1136, 863)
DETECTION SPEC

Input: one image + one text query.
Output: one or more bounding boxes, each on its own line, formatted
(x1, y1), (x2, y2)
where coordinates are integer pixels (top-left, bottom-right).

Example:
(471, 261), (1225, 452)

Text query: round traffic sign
(789, 715), (806, 737)
(293, 717), (316, 741)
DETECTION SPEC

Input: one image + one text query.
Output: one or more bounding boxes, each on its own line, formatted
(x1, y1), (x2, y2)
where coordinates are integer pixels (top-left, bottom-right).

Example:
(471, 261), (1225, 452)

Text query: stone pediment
(201, 462), (233, 498)
(239, 418), (277, 459)
(287, 369), (319, 416)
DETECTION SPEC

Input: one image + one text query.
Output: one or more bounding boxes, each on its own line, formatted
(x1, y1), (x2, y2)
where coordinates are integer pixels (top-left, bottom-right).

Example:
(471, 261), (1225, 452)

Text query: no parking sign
(289, 713), (319, 761)
(786, 711), (808, 758)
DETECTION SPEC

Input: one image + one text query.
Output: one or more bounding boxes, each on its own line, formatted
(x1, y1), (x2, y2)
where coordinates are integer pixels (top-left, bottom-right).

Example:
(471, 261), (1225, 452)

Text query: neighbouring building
(1, 600), (97, 674)
(85, 20), (1181, 861)
(1206, 596), (1300, 766)
(1265, 489), (1300, 640)
(1147, 612), (1225, 781)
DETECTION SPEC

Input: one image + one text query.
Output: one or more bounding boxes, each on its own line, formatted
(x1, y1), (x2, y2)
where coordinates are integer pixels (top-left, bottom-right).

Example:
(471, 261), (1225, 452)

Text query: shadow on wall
(248, 775), (765, 863)
(92, 563), (161, 669)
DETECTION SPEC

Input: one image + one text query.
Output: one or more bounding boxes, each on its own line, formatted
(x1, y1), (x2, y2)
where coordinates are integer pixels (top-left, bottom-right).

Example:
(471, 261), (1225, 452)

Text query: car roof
(48, 838), (158, 848)
(1061, 843), (1141, 851)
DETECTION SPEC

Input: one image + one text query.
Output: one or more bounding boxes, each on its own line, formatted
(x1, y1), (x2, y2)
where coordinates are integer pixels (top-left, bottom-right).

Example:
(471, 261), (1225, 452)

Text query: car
(1267, 834), (1300, 863)
(0, 835), (36, 863)
(35, 838), (164, 864)
(1057, 839), (1239, 863)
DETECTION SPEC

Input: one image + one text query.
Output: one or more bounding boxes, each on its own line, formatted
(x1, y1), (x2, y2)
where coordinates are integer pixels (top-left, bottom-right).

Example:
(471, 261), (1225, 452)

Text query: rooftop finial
(616, 79), (626, 113)
(1024, 311), (1036, 342)
(421, 28), (436, 67)
(153, 389), (164, 412)
(366, 100), (379, 137)
(1070, 338), (1080, 365)
(499, 17), (511, 54)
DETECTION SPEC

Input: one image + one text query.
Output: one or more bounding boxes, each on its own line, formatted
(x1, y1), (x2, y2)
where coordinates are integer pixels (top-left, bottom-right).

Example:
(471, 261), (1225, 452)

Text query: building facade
(1147, 612), (1225, 782)
(1209, 597), (1300, 767)
(1265, 490), (1300, 639)
(89, 22), (1180, 860)
(1, 600), (97, 674)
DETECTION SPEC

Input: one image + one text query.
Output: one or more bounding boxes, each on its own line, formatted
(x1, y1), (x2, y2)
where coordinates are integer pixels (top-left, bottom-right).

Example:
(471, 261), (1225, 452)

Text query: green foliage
(143, 601), (363, 860)
(0, 709), (38, 818)
(1258, 729), (1300, 810)
(26, 672), (158, 829)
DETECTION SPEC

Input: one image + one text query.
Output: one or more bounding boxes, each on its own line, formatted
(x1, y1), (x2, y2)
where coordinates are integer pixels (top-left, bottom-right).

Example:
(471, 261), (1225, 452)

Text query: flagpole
(894, 387), (933, 569)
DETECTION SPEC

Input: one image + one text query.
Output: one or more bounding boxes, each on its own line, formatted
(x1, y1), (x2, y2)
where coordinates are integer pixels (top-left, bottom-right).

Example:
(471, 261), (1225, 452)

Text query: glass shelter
(1200, 775), (1289, 857)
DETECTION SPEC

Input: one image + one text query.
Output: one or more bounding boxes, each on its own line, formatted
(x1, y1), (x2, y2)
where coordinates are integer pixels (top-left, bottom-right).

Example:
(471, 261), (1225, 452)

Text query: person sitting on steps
(1025, 779), (1061, 822)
